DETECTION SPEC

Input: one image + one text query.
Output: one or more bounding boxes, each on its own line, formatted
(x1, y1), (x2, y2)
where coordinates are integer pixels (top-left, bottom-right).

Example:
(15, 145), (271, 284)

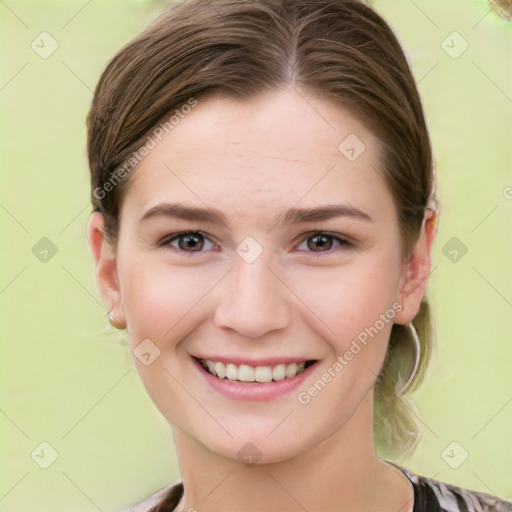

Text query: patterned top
(122, 466), (512, 512)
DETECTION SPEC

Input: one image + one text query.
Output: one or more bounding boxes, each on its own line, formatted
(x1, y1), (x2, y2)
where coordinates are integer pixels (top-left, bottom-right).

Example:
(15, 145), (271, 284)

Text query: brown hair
(87, 0), (437, 457)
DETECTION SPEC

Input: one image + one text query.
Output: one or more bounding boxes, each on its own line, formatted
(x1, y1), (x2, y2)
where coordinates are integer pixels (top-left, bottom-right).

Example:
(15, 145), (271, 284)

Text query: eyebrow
(139, 202), (373, 227)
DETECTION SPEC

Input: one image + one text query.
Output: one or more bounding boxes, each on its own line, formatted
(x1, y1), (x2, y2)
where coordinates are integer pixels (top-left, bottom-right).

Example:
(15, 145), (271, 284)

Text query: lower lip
(192, 358), (318, 401)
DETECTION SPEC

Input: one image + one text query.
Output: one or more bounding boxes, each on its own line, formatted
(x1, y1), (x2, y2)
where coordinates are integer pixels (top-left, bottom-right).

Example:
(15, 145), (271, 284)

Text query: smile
(199, 359), (315, 383)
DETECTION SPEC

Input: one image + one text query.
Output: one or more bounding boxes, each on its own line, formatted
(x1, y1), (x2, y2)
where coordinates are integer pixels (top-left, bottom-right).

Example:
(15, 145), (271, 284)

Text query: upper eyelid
(296, 232), (352, 250)
(160, 230), (352, 251)
(160, 230), (218, 247)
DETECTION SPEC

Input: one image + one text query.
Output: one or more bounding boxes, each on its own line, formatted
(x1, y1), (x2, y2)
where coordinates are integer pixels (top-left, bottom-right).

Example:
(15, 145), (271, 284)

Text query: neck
(172, 393), (414, 512)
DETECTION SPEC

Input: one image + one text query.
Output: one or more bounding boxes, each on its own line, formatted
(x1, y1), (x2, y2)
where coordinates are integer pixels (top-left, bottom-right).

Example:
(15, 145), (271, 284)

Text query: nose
(213, 251), (291, 339)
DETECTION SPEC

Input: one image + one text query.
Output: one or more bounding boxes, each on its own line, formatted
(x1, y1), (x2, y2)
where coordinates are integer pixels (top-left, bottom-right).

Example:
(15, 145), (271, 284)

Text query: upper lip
(192, 355), (316, 366)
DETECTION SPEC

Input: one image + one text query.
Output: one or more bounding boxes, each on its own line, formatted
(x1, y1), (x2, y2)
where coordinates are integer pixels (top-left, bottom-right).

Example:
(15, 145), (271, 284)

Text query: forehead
(121, 88), (395, 224)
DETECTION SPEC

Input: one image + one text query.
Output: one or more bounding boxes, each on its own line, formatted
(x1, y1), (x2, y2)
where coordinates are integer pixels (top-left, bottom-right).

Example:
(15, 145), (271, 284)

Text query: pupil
(181, 234), (202, 251)
(310, 234), (331, 251)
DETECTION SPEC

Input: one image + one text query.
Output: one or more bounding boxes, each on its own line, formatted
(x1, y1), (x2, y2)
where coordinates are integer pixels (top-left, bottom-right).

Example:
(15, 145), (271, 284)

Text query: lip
(192, 356), (319, 401)
(192, 355), (311, 366)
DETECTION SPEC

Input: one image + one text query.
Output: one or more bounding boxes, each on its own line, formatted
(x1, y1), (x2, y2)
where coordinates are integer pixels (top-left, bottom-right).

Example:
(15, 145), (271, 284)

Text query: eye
(296, 232), (352, 253)
(159, 231), (217, 253)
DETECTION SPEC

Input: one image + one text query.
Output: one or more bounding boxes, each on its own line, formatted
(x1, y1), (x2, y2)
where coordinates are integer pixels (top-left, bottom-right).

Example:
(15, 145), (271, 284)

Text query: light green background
(1, 1), (511, 510)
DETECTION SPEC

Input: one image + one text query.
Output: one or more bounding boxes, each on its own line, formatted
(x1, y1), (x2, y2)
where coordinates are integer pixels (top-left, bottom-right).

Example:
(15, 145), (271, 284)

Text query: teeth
(286, 362), (297, 378)
(214, 361), (226, 379)
(200, 359), (310, 383)
(238, 364), (255, 382)
(226, 363), (238, 380)
(272, 363), (286, 381)
(206, 360), (216, 374)
(255, 366), (273, 383)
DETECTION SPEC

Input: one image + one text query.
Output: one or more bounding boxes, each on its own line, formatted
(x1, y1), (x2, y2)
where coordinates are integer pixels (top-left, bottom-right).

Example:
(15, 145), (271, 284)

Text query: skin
(88, 88), (437, 512)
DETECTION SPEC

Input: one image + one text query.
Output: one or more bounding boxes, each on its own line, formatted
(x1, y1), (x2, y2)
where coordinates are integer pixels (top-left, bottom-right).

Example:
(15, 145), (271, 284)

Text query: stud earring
(107, 312), (125, 330)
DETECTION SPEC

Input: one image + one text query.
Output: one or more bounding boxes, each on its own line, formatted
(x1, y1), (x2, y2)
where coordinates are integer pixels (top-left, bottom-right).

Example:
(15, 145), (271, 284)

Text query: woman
(86, 0), (511, 510)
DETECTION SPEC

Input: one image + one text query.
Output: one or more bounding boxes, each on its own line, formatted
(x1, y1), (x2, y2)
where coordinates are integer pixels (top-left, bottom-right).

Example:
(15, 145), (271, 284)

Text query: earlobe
(394, 209), (437, 325)
(86, 212), (127, 329)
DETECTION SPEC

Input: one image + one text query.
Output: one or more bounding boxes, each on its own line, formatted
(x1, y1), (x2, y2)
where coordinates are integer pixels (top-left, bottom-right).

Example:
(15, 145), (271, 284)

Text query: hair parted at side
(87, 0), (437, 457)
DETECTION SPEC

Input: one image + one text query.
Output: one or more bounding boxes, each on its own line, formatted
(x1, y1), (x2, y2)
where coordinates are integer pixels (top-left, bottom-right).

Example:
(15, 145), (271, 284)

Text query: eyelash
(158, 230), (353, 255)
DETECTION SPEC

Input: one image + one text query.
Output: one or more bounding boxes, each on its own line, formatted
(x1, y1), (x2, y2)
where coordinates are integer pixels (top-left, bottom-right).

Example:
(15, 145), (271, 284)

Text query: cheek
(119, 257), (217, 343)
(280, 257), (402, 442)
(289, 253), (402, 348)
(117, 258), (214, 422)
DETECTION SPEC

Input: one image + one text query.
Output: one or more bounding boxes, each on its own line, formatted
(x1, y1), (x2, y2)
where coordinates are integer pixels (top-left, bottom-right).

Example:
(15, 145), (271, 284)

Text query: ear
(393, 208), (437, 325)
(87, 212), (126, 329)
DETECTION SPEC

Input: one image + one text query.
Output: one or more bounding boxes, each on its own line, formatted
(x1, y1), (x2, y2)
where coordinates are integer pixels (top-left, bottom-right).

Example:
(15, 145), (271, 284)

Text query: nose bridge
(213, 247), (291, 338)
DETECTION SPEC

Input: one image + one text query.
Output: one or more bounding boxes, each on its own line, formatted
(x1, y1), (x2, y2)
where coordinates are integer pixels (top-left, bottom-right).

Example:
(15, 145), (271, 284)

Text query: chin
(194, 425), (317, 467)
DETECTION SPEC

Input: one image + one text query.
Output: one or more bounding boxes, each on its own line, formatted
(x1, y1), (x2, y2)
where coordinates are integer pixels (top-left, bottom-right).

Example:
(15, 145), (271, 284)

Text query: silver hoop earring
(397, 322), (421, 397)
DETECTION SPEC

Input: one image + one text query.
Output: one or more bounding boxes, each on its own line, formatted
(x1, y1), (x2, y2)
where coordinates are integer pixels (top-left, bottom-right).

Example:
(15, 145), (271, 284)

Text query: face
(89, 88), (432, 464)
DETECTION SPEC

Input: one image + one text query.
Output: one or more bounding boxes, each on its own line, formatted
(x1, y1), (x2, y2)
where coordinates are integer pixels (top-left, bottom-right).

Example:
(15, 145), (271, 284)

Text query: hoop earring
(396, 322), (421, 397)
(107, 312), (125, 330)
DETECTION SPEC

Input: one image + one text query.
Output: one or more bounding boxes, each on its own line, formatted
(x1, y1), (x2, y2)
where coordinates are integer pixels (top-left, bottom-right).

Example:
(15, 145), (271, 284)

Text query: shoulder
(119, 481), (183, 512)
(118, 472), (512, 512)
(400, 466), (512, 512)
